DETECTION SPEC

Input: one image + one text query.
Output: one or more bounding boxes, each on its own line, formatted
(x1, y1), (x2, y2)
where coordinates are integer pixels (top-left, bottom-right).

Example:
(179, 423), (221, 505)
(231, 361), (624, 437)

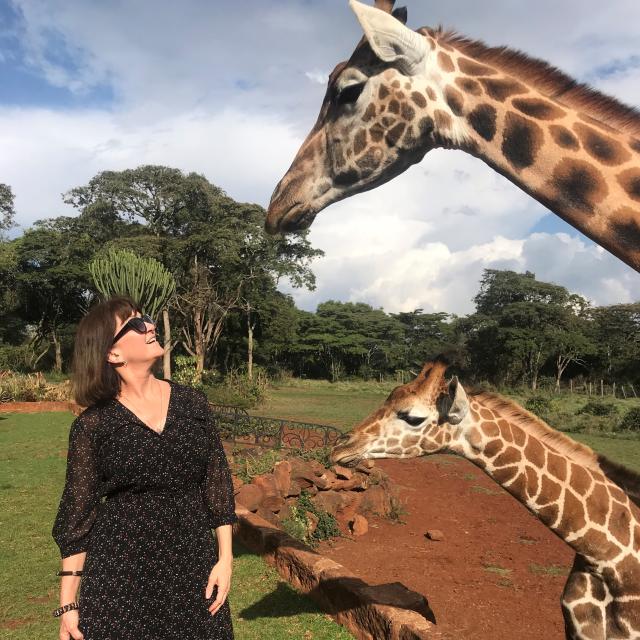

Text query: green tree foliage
(0, 183), (15, 234)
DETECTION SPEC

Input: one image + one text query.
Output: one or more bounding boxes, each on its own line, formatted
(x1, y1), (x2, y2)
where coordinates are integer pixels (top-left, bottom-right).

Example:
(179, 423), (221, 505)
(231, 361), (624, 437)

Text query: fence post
(622, 385), (627, 399)
(569, 379), (573, 394)
(631, 384), (638, 398)
(600, 379), (603, 396)
(613, 382), (616, 398)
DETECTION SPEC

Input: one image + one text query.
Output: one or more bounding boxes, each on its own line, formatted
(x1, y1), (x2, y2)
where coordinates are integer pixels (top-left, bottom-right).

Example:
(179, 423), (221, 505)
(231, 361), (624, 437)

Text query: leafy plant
(619, 407), (640, 432)
(280, 490), (341, 549)
(578, 399), (619, 417)
(524, 395), (553, 422)
(288, 446), (333, 468)
(173, 355), (205, 391)
(234, 449), (281, 484)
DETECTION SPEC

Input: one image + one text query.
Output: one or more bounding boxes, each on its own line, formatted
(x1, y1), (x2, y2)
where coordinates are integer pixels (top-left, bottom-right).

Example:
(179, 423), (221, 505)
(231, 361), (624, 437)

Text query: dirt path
(317, 454), (574, 640)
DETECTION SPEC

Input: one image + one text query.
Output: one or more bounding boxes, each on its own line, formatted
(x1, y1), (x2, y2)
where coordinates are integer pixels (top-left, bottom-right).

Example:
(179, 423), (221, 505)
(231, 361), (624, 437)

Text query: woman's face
(109, 310), (165, 366)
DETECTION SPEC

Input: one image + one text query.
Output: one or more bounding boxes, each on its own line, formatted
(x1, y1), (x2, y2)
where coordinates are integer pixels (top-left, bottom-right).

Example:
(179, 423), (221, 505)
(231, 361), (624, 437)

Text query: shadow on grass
(239, 575), (436, 623)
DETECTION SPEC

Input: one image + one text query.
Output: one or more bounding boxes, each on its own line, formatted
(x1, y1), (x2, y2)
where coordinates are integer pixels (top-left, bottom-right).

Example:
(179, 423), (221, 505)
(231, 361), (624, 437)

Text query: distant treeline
(1, 166), (638, 391)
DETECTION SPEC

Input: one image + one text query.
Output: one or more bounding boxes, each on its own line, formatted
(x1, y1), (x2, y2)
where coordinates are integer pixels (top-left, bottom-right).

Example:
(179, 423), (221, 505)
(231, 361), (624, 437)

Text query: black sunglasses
(112, 314), (155, 345)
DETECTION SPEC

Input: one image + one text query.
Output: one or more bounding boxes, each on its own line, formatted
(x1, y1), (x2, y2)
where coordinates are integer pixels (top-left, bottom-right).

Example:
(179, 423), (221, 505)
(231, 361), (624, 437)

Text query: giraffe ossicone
(265, 0), (640, 272)
(330, 355), (640, 639)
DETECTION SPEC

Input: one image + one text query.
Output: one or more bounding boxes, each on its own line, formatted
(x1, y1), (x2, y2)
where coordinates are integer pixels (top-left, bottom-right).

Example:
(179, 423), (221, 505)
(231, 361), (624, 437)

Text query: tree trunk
(51, 329), (63, 373)
(247, 312), (254, 381)
(162, 307), (172, 379)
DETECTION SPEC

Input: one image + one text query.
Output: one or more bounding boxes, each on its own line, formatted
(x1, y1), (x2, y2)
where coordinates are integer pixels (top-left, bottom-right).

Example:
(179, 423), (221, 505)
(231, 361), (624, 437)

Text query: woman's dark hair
(71, 295), (142, 407)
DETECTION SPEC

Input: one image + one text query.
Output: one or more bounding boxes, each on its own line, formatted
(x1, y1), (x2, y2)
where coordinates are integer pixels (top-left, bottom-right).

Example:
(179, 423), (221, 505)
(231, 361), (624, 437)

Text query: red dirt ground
(316, 454), (575, 640)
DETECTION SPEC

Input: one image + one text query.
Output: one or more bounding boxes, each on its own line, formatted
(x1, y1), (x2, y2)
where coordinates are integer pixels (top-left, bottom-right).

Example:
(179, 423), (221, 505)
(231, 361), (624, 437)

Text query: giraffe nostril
(336, 433), (351, 445)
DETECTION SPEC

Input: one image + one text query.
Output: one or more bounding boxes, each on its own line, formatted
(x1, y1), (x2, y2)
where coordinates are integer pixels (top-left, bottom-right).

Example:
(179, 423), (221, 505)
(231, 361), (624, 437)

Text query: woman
(52, 295), (238, 639)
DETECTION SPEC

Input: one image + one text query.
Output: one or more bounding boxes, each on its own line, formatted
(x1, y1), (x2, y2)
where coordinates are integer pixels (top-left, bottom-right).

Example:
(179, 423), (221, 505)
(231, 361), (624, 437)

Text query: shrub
(577, 399), (619, 417)
(288, 446), (333, 469)
(0, 344), (37, 372)
(172, 355), (205, 391)
(524, 395), (553, 421)
(0, 372), (72, 402)
(233, 449), (281, 484)
(222, 366), (269, 406)
(619, 407), (640, 432)
(280, 490), (341, 549)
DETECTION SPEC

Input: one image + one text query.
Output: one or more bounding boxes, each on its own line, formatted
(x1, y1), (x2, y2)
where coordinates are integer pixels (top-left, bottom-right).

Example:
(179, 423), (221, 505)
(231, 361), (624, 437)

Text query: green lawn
(0, 412), (352, 640)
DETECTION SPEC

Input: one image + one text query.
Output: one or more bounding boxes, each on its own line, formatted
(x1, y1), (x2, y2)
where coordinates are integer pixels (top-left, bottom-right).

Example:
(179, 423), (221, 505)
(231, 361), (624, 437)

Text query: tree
(0, 184), (15, 235)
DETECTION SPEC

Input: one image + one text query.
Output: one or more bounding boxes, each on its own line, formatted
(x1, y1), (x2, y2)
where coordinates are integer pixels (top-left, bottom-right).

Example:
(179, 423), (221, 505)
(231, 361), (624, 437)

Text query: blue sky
(1, 0), (639, 314)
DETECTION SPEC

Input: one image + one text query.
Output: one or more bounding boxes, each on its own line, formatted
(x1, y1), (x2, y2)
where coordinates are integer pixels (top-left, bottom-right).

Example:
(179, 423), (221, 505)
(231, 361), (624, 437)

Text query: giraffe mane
(468, 389), (599, 468)
(430, 29), (640, 139)
(468, 389), (640, 508)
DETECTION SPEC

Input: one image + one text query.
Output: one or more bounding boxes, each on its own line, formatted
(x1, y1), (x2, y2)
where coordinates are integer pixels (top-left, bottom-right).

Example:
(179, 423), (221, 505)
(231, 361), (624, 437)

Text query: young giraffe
(330, 356), (640, 640)
(265, 0), (640, 272)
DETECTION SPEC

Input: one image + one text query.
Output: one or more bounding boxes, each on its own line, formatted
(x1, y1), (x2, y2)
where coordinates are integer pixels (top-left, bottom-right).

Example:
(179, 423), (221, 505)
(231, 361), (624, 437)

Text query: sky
(1, 0), (639, 316)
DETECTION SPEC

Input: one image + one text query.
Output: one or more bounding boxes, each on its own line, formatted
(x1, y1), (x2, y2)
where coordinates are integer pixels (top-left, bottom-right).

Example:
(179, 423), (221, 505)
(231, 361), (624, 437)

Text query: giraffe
(330, 355), (640, 639)
(265, 0), (640, 272)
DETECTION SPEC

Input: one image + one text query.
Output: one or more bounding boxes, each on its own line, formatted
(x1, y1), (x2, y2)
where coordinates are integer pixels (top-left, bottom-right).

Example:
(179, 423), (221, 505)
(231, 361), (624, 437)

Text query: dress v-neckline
(115, 378), (174, 436)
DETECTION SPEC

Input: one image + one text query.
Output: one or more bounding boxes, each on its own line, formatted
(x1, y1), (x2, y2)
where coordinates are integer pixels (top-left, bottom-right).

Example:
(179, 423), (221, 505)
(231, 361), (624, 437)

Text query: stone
(368, 468), (389, 485)
(311, 490), (345, 516)
(284, 480), (302, 497)
(349, 514), (368, 537)
(235, 484), (264, 512)
(332, 464), (353, 480)
(359, 484), (391, 517)
(289, 459), (320, 484)
(262, 495), (286, 513)
(355, 459), (375, 474)
(273, 460), (291, 496)
(425, 529), (444, 542)
(252, 473), (279, 498)
(313, 470), (337, 490)
(334, 472), (368, 491)
(255, 506), (279, 525)
(231, 476), (244, 495)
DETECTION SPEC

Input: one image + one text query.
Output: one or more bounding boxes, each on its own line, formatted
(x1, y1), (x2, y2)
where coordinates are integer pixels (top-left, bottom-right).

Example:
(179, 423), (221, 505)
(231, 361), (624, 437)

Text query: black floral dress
(52, 379), (238, 640)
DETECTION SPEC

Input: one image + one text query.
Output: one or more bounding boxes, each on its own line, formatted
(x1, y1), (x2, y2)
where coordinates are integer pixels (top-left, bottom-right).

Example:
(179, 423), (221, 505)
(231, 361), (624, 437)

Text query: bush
(524, 395), (553, 421)
(172, 355), (205, 391)
(233, 449), (282, 484)
(574, 414), (616, 434)
(0, 344), (37, 373)
(619, 407), (640, 432)
(222, 366), (269, 406)
(281, 490), (341, 549)
(288, 446), (333, 469)
(0, 371), (73, 402)
(578, 399), (619, 417)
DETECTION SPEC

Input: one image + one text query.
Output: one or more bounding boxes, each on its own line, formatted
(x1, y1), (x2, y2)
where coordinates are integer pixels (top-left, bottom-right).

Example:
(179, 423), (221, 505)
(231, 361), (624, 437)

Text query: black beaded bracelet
(52, 601), (79, 617)
(57, 570), (83, 576)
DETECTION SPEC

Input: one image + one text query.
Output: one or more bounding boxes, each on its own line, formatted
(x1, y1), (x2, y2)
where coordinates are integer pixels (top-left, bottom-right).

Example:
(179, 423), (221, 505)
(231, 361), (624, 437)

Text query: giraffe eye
(397, 412), (426, 427)
(335, 82), (365, 107)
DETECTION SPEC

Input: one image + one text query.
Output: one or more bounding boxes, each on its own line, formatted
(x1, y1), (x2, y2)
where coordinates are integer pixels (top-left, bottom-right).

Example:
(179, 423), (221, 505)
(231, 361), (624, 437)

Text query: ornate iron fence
(209, 403), (343, 451)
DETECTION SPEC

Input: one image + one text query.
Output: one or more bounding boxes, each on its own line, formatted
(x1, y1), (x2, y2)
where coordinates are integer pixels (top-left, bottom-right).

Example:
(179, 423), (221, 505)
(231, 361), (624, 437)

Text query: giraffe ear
(447, 376), (469, 425)
(349, 0), (427, 74)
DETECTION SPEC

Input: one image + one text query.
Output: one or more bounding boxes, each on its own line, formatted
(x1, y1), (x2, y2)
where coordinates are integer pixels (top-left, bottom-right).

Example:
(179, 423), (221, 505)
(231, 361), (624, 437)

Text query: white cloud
(0, 106), (300, 230)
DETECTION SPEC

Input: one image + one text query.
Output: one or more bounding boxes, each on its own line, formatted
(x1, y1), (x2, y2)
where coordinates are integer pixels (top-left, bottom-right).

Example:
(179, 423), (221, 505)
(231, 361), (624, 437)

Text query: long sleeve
(52, 410), (101, 558)
(199, 395), (239, 530)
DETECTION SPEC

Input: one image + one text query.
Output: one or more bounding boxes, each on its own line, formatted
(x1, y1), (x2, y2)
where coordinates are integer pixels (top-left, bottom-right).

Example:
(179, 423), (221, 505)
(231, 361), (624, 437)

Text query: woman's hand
(205, 556), (233, 615)
(59, 609), (83, 640)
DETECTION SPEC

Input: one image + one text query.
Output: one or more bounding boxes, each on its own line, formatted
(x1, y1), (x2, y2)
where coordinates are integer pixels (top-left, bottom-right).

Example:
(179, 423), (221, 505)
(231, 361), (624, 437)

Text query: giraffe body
(330, 357), (640, 639)
(265, 0), (640, 271)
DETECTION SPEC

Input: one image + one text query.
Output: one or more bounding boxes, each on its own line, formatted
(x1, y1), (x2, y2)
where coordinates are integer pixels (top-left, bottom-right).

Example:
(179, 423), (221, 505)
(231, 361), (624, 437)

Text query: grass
(482, 564), (512, 577)
(0, 411), (352, 640)
(529, 563), (569, 577)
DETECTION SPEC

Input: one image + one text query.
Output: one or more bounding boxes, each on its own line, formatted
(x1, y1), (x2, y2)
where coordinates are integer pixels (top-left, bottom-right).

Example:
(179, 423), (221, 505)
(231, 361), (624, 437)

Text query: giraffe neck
(446, 398), (640, 568)
(416, 34), (640, 270)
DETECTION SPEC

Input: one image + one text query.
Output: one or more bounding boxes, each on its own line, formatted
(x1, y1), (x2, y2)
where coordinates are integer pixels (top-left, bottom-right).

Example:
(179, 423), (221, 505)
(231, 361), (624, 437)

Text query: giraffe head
(266, 0), (467, 234)
(331, 355), (471, 466)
